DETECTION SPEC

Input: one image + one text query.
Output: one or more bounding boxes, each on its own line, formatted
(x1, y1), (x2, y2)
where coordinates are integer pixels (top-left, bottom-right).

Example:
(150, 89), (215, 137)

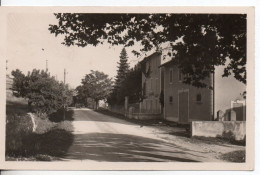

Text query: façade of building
(139, 49), (246, 124)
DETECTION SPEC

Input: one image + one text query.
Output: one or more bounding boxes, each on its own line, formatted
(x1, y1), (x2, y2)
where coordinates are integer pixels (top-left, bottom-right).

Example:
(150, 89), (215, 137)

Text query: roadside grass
(6, 92), (75, 161)
(219, 150), (245, 162)
(190, 136), (246, 146)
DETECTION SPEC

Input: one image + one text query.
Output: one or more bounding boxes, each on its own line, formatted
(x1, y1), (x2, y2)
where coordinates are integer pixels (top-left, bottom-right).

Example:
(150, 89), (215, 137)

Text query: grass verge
(219, 150), (245, 162)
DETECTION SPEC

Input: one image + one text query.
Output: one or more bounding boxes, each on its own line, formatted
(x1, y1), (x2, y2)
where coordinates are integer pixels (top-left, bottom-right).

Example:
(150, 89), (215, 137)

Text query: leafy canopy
(76, 70), (113, 105)
(11, 69), (73, 115)
(49, 13), (246, 87)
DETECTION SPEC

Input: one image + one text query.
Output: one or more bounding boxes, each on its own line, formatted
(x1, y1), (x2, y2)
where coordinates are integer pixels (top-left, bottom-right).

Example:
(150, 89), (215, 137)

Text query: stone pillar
(230, 110), (237, 121)
(217, 110), (224, 121)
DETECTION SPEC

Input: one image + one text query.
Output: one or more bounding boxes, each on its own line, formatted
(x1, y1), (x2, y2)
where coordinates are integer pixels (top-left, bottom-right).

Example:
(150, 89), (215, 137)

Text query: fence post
(125, 96), (129, 117)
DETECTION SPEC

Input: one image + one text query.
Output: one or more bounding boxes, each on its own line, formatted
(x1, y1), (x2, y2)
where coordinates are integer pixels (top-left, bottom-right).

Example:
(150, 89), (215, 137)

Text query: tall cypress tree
(114, 48), (130, 90)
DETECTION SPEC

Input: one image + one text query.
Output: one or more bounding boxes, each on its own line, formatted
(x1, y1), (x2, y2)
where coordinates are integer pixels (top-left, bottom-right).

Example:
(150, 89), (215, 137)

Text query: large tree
(11, 69), (73, 116)
(49, 14), (246, 88)
(77, 70), (113, 109)
(114, 48), (130, 89)
(108, 64), (142, 105)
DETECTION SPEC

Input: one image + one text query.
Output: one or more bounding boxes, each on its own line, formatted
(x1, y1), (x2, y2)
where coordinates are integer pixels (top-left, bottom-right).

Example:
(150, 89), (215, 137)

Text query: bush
(56, 121), (74, 132)
(34, 116), (57, 134)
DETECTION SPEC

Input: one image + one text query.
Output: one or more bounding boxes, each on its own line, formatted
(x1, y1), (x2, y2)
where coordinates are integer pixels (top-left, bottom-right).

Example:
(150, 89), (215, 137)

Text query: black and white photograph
(0, 6), (254, 170)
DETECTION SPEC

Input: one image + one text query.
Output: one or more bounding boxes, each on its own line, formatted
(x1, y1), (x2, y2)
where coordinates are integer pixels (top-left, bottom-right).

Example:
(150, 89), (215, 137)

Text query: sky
(6, 13), (141, 88)
(5, 12), (246, 111)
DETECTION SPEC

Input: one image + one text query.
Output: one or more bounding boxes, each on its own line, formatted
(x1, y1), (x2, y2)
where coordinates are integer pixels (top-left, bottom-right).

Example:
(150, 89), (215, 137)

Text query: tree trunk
(95, 100), (99, 110)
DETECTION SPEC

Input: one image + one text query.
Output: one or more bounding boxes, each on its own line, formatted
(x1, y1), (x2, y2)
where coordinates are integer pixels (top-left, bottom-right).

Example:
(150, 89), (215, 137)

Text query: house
(138, 48), (246, 123)
(160, 58), (214, 124)
(139, 52), (162, 116)
(139, 50), (213, 123)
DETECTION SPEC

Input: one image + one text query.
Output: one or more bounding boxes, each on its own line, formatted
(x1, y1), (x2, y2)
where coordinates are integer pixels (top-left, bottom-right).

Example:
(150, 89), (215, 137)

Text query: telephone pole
(46, 59), (48, 72)
(64, 69), (66, 84)
(63, 68), (67, 120)
(6, 60), (8, 71)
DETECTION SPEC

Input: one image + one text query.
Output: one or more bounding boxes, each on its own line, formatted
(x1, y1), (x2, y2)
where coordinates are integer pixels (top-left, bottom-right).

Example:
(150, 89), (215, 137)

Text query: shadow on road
(64, 133), (204, 162)
(49, 110), (75, 122)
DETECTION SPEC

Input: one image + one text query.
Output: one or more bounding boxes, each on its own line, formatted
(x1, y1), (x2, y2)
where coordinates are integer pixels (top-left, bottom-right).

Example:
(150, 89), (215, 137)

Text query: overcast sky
(6, 12), (246, 104)
(6, 13), (141, 88)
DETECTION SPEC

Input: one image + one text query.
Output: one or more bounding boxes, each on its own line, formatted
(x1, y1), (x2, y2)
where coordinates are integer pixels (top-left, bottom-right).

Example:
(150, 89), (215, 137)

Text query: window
(169, 96), (173, 103)
(169, 68), (173, 83)
(196, 93), (202, 102)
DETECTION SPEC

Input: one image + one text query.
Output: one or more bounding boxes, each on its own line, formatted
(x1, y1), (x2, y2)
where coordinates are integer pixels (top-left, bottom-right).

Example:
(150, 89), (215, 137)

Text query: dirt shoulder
(96, 108), (245, 162)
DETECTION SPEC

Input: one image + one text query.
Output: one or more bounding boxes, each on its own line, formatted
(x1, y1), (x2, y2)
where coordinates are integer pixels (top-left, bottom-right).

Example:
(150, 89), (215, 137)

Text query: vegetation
(11, 69), (73, 117)
(6, 86), (75, 161)
(107, 48), (142, 105)
(49, 14), (246, 88)
(220, 150), (245, 162)
(108, 64), (142, 105)
(114, 48), (130, 89)
(76, 70), (113, 109)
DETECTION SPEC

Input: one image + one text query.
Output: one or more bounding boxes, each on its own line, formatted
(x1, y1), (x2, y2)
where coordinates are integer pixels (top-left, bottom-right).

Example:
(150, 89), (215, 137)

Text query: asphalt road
(62, 108), (218, 162)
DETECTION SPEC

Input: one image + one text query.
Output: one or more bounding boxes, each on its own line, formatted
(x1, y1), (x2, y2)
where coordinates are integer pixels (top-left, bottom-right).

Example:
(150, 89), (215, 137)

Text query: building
(138, 48), (246, 123)
(139, 52), (162, 115)
(161, 60), (213, 124)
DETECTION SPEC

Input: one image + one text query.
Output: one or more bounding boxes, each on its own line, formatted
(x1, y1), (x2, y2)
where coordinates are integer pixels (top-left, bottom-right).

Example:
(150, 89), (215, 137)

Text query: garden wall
(191, 121), (246, 141)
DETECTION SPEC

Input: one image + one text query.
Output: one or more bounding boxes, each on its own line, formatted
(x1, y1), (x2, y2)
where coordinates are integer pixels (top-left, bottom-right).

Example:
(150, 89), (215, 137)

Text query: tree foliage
(76, 70), (113, 108)
(11, 69), (73, 116)
(49, 13), (246, 87)
(107, 64), (142, 105)
(114, 48), (130, 89)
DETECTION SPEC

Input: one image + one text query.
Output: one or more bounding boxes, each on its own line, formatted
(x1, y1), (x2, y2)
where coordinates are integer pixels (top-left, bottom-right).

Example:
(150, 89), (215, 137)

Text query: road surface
(62, 108), (220, 162)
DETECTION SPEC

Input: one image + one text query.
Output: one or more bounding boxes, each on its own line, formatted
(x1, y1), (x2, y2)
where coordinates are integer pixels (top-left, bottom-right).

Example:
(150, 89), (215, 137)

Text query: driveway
(60, 108), (226, 162)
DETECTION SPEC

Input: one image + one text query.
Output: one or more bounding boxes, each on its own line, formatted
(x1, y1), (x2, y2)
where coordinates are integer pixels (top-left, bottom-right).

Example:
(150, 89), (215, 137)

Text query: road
(62, 108), (220, 162)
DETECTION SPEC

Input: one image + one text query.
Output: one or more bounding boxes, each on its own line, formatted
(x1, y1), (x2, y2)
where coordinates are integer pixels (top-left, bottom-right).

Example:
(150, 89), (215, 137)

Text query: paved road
(62, 108), (218, 162)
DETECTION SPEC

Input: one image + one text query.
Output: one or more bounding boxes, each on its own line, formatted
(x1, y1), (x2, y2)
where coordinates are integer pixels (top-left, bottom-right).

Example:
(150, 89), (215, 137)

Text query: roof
(140, 51), (161, 64)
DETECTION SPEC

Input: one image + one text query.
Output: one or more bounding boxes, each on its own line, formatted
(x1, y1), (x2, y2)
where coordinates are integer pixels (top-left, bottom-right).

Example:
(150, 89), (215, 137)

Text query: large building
(160, 59), (213, 124)
(139, 52), (162, 115)
(139, 49), (246, 124)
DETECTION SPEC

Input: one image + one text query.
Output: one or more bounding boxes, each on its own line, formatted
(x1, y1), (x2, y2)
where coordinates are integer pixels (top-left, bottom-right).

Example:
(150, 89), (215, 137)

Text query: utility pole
(63, 68), (67, 120)
(6, 60), (8, 71)
(46, 59), (48, 72)
(6, 60), (8, 77)
(64, 69), (66, 84)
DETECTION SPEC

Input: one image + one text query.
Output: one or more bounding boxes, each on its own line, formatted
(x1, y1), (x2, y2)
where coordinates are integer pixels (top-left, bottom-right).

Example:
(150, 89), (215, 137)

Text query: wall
(163, 63), (213, 123)
(140, 52), (162, 114)
(191, 121), (246, 141)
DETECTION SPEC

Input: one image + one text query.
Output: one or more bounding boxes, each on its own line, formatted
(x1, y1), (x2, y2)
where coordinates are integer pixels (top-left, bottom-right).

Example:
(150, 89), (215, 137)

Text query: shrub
(34, 116), (57, 134)
(56, 121), (74, 132)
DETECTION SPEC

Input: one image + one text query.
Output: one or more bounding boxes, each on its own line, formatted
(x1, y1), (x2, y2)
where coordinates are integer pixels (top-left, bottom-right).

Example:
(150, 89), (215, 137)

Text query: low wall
(128, 113), (162, 120)
(191, 121), (246, 141)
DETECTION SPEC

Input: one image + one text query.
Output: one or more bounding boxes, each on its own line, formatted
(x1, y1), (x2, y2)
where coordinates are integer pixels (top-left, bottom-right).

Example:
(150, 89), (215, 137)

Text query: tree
(120, 65), (142, 104)
(77, 70), (113, 109)
(114, 48), (130, 89)
(11, 69), (73, 116)
(11, 69), (27, 97)
(107, 64), (142, 105)
(49, 14), (246, 87)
